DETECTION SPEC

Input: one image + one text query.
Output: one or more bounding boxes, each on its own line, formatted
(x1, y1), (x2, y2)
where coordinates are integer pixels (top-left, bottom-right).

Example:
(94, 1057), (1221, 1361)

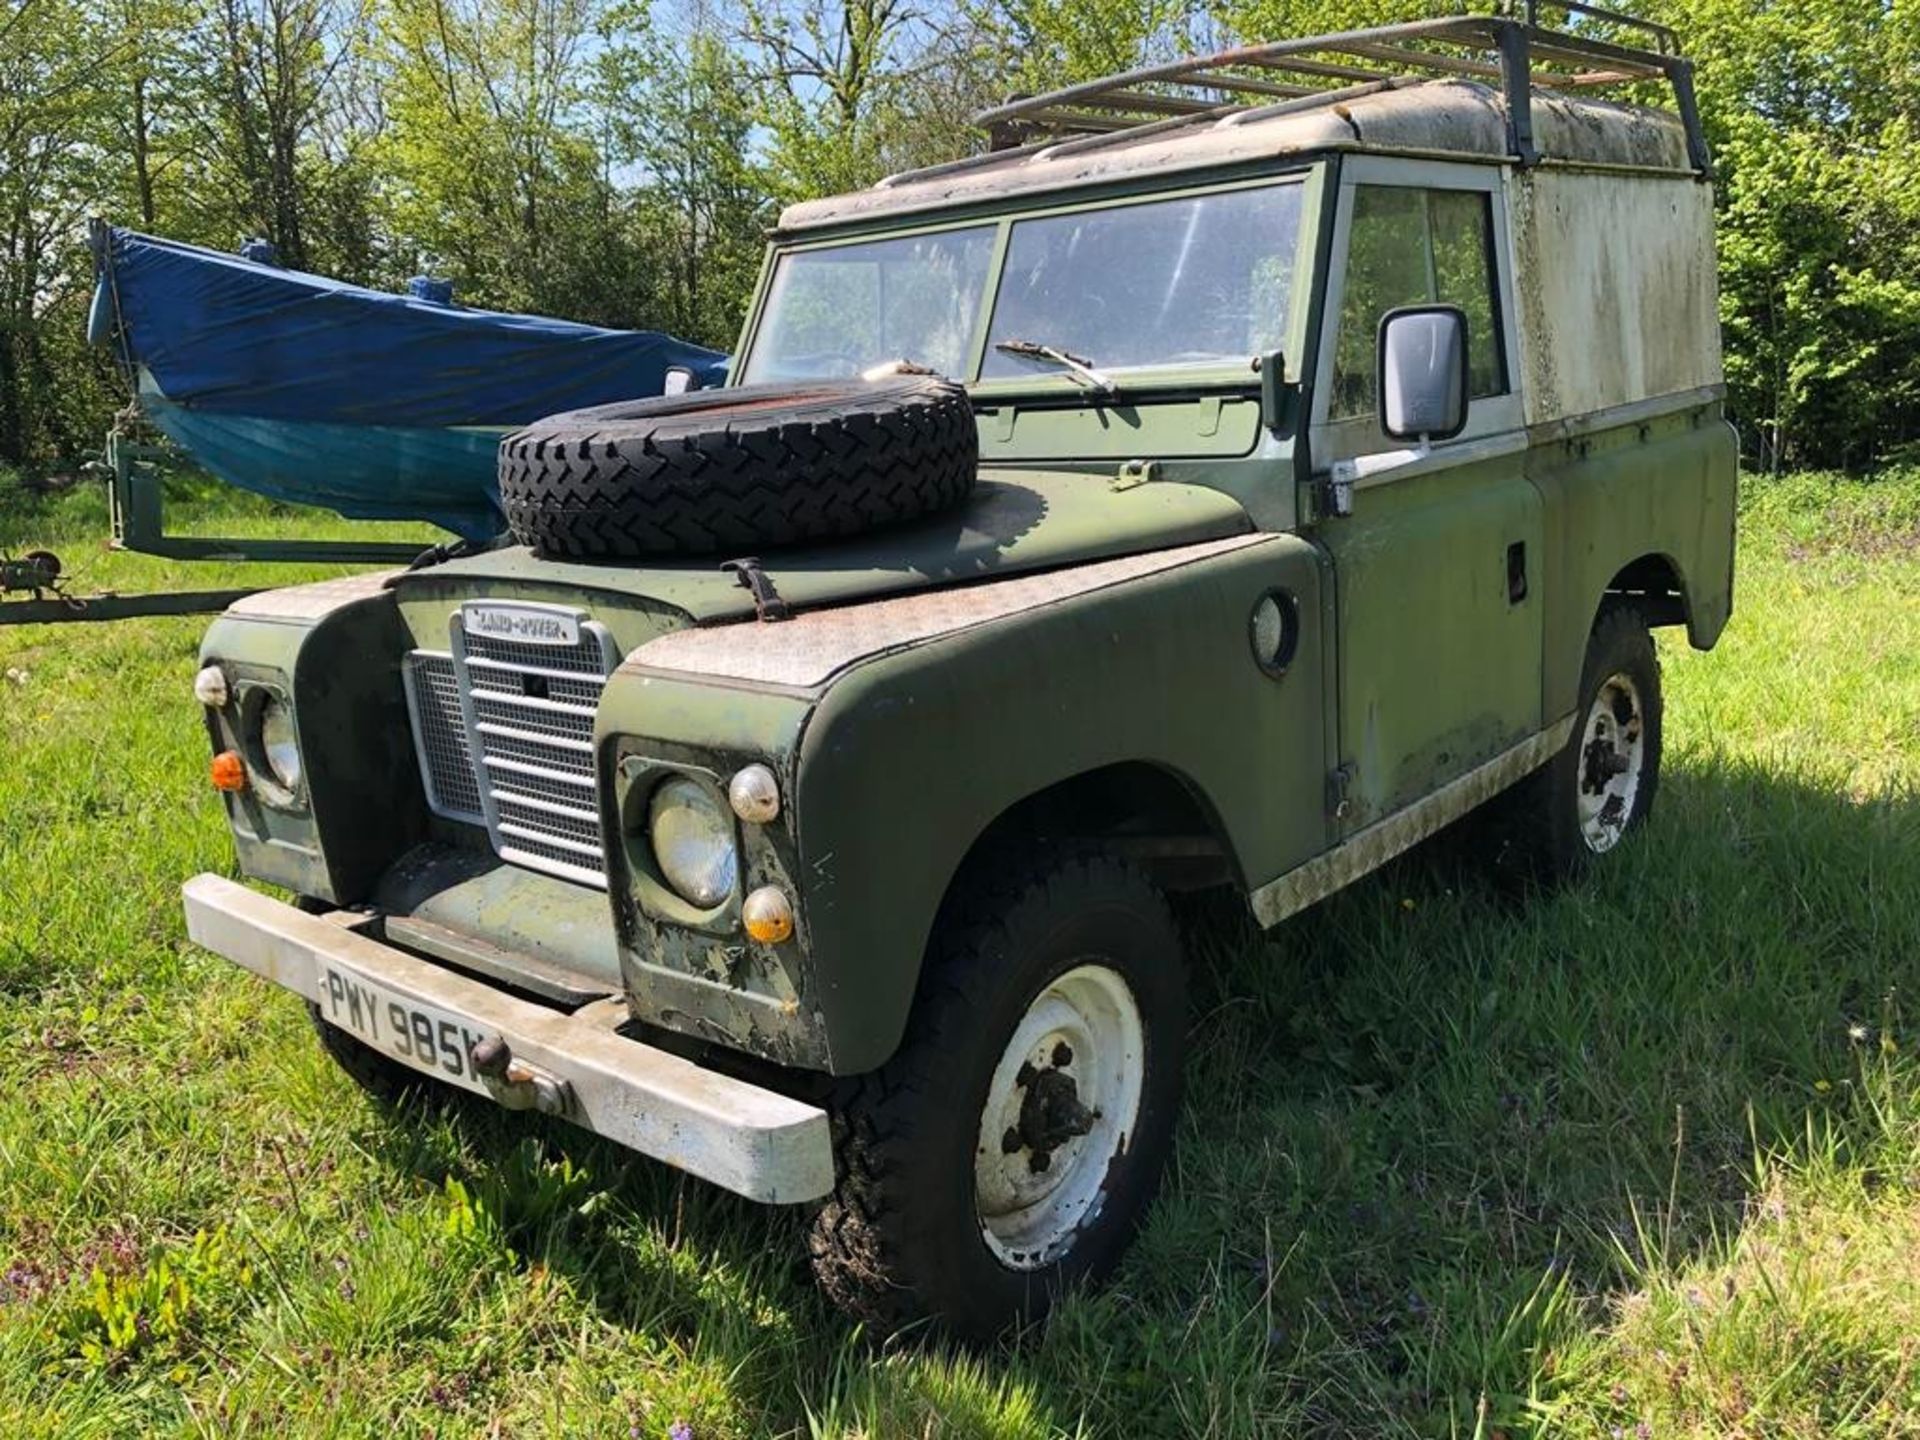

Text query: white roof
(777, 80), (1694, 235)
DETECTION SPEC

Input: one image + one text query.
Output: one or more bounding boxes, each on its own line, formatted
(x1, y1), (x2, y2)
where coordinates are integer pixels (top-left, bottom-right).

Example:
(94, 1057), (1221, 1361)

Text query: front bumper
(181, 874), (833, 1204)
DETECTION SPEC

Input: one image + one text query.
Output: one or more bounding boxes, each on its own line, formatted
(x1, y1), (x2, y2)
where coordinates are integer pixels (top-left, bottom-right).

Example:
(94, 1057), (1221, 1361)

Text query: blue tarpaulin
(91, 225), (730, 539)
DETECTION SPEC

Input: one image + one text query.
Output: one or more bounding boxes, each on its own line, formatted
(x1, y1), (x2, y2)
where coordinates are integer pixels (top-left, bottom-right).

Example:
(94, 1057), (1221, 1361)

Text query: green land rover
(183, 9), (1737, 1337)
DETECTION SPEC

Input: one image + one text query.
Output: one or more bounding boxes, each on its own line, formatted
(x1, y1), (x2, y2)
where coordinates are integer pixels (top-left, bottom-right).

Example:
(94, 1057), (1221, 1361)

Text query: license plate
(316, 961), (495, 1095)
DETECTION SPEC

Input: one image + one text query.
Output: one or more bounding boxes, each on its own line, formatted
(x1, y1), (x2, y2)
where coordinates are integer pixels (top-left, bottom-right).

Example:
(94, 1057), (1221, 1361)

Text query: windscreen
(740, 226), (996, 383)
(981, 182), (1304, 379)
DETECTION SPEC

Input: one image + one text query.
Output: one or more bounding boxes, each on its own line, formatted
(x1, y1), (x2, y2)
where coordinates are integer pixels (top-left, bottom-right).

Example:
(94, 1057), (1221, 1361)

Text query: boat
(86, 222), (730, 541)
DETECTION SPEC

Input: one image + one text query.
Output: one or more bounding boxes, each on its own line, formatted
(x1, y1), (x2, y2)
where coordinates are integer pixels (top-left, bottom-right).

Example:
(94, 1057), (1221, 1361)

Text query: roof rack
(968, 1), (1709, 176)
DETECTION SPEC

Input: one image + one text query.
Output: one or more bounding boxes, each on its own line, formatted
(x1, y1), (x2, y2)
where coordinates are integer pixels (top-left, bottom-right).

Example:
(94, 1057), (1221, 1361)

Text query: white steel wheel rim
(974, 963), (1145, 1272)
(1577, 670), (1646, 853)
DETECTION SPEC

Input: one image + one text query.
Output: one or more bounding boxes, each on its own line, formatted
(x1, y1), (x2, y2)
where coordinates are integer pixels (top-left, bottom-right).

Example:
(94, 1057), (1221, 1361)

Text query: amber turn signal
(742, 886), (794, 944)
(210, 750), (249, 793)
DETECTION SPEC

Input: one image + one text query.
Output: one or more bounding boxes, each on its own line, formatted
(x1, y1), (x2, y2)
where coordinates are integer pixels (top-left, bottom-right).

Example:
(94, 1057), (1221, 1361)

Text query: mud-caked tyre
(807, 849), (1188, 1340)
(1491, 604), (1663, 881)
(499, 378), (978, 560)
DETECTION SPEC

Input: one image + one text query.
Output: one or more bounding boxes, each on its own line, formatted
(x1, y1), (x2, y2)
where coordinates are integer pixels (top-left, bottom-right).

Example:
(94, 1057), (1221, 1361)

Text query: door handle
(1507, 541), (1528, 604)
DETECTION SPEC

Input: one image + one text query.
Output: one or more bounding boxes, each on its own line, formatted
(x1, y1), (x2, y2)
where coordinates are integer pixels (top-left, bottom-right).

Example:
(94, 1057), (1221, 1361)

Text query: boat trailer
(1, 431), (425, 627)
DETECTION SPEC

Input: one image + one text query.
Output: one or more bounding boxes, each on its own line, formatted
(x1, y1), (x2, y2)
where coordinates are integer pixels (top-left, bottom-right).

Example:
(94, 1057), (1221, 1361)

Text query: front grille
(404, 651), (484, 823)
(404, 602), (619, 888)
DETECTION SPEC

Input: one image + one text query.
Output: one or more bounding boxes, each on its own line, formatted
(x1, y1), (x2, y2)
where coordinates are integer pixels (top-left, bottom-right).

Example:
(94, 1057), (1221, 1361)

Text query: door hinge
(1326, 763), (1357, 821)
(1322, 460), (1359, 518)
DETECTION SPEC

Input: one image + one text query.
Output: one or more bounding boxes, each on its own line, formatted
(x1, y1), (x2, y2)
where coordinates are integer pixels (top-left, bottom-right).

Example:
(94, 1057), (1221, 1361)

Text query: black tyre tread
(806, 849), (1184, 1337)
(499, 379), (978, 559)
(307, 1002), (426, 1105)
(1492, 603), (1663, 880)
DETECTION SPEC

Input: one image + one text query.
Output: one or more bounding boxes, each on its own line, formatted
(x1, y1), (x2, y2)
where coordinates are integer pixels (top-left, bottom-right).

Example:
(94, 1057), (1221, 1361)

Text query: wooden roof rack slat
(1333, 40), (1508, 82)
(1239, 54), (1395, 86)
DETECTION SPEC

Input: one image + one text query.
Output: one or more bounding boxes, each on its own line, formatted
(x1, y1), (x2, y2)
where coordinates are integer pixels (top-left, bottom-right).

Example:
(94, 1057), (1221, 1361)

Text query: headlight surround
(257, 695), (302, 792)
(648, 776), (738, 908)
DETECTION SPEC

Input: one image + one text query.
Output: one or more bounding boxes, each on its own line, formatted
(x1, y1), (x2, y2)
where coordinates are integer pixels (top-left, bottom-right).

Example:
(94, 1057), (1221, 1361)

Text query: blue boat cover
(93, 226), (730, 538)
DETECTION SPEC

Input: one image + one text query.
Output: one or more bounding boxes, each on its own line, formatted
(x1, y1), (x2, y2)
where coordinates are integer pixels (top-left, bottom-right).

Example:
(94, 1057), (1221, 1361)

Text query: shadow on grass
(360, 749), (1917, 1435)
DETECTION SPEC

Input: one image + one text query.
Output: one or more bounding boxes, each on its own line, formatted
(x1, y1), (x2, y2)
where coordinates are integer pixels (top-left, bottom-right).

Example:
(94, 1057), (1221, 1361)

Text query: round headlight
(259, 697), (302, 791)
(649, 777), (738, 908)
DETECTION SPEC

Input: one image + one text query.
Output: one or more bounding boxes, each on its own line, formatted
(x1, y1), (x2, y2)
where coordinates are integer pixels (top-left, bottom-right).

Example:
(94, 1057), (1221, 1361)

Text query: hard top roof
(777, 5), (1708, 236)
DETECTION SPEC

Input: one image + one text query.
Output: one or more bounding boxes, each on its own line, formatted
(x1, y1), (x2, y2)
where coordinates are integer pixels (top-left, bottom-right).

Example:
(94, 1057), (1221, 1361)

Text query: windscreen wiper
(992, 338), (1119, 396)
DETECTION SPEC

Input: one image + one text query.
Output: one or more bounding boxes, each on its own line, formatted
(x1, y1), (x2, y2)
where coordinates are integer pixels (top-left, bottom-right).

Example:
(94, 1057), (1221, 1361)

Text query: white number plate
(317, 961), (494, 1095)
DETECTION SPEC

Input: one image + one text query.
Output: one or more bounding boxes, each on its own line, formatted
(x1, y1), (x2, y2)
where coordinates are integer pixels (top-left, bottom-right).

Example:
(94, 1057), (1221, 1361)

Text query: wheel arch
(1601, 550), (1695, 637)
(944, 758), (1244, 911)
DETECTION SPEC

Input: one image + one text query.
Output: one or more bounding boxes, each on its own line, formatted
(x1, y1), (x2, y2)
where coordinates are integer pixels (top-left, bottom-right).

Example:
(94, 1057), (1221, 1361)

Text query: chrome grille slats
(402, 602), (617, 889)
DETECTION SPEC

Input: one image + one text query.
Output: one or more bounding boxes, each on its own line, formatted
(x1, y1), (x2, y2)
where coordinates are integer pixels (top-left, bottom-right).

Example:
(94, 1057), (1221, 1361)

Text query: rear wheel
(807, 850), (1188, 1339)
(1495, 605), (1663, 879)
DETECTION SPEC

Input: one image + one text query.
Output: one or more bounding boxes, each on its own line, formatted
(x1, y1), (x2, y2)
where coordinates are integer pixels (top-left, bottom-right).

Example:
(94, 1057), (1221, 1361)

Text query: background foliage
(1, 0), (1918, 478)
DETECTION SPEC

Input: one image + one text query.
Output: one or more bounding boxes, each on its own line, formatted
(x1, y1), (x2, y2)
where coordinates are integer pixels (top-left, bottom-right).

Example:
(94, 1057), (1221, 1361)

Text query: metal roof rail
(966, 2), (1709, 177)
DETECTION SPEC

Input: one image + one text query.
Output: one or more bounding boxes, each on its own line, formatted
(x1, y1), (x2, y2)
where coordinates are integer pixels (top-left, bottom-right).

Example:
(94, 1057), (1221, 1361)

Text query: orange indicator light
(743, 886), (794, 944)
(210, 750), (249, 793)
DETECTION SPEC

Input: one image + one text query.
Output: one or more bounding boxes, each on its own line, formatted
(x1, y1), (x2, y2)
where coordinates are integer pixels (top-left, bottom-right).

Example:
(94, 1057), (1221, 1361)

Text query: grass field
(1, 468), (1916, 1438)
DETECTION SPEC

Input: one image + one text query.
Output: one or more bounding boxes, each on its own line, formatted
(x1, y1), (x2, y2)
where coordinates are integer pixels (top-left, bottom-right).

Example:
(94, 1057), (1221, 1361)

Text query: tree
(178, 0), (373, 271)
(375, 0), (635, 317)
(0, 0), (128, 468)
(738, 0), (953, 197)
(1654, 0), (1920, 469)
(599, 22), (771, 347)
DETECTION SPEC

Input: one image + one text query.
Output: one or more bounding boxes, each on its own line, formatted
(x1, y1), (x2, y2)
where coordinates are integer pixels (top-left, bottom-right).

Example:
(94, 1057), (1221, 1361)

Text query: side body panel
(1507, 168), (1722, 425)
(1530, 398), (1739, 716)
(1507, 161), (1736, 698)
(1322, 454), (1545, 830)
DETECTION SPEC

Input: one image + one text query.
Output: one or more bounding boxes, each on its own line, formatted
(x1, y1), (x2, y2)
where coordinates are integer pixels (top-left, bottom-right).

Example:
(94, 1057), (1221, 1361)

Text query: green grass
(1, 468), (1916, 1437)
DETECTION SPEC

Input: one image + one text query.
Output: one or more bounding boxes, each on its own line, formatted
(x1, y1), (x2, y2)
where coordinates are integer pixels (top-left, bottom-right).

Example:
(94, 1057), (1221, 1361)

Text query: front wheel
(807, 850), (1188, 1339)
(307, 1002), (428, 1104)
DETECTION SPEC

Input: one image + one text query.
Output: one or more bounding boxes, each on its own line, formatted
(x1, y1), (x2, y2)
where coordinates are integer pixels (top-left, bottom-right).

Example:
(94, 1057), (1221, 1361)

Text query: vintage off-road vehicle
(183, 6), (1736, 1337)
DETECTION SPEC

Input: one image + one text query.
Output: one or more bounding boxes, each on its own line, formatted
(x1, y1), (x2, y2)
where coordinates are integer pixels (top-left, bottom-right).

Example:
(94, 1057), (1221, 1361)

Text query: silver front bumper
(181, 873), (833, 1204)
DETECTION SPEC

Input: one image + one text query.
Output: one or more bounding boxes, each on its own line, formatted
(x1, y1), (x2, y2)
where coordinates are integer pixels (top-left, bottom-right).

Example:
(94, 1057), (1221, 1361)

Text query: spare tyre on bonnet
(498, 376), (979, 558)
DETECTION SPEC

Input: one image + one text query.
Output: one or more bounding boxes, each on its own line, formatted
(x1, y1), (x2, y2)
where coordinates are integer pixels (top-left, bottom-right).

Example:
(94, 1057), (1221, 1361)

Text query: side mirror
(662, 365), (700, 397)
(1378, 305), (1468, 442)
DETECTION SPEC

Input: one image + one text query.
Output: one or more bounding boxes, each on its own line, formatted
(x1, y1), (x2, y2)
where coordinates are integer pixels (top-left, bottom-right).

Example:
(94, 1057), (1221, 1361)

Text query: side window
(1330, 185), (1507, 420)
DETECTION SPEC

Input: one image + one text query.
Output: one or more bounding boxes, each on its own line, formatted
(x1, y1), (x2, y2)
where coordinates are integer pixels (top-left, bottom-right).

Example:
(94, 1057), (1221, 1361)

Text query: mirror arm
(1325, 436), (1433, 518)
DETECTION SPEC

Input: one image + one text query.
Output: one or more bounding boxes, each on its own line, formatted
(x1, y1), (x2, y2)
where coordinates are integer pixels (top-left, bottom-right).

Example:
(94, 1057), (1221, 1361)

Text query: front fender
(791, 533), (1329, 1072)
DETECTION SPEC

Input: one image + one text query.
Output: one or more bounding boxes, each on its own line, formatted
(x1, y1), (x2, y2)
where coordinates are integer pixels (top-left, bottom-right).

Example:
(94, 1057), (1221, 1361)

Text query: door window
(1330, 186), (1507, 420)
